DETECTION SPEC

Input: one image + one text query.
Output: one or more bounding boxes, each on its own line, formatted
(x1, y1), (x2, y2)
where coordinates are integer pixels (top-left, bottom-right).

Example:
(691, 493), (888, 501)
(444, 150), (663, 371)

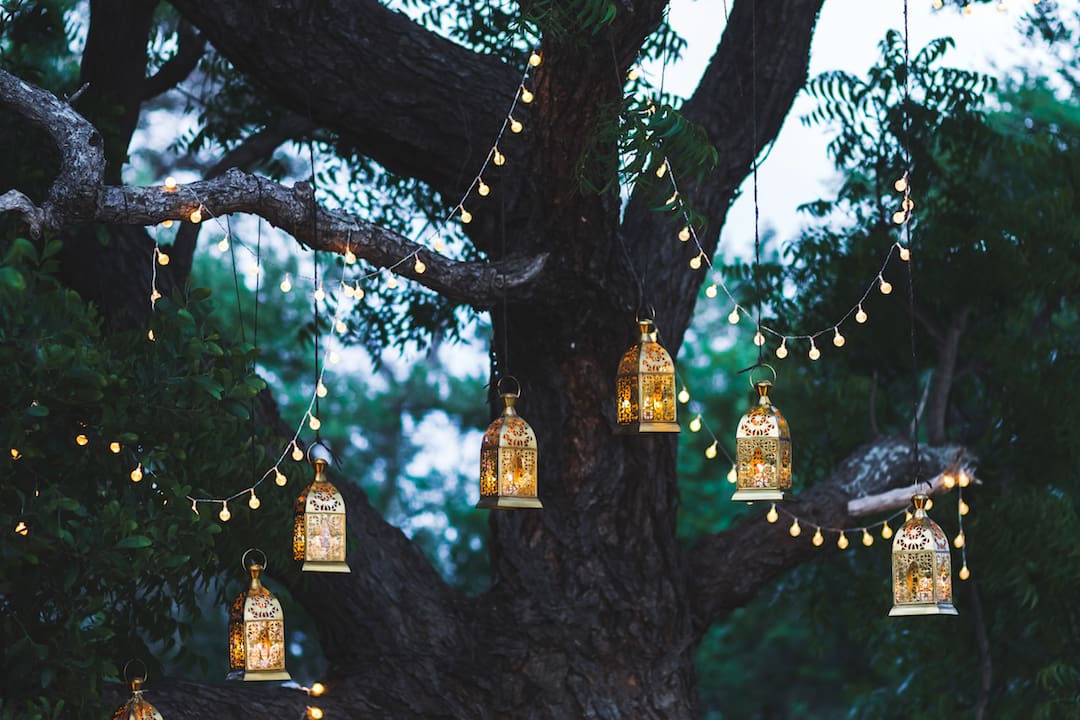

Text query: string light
(678, 226), (691, 242)
(248, 490), (261, 510)
(627, 66), (640, 81)
(520, 87), (534, 104)
(329, 350), (341, 365)
(705, 283), (717, 298)
(789, 518), (801, 537)
(460, 208), (473, 224)
(689, 253), (703, 270)
(218, 236), (230, 252)
(878, 275), (892, 295)
(808, 337), (820, 361)
(10, 448), (21, 460)
(218, 501), (231, 522)
(753, 331), (765, 346)
(812, 528), (824, 546)
(689, 415), (702, 432)
(477, 180), (490, 197)
(163, 176), (177, 191)
(309, 415), (322, 431)
(156, 249), (170, 266)
(678, 387), (690, 404)
(414, 256), (426, 274)
(881, 522), (893, 539)
(861, 528), (874, 546)
(959, 498), (969, 516)
(291, 442), (304, 462)
(727, 306), (740, 324)
(275, 468), (288, 487)
(528, 50), (542, 67)
(705, 441), (718, 459)
(775, 339), (788, 359)
(310, 683), (325, 697)
(161, 220), (173, 228)
(130, 463), (143, 482)
(75, 433), (89, 446)
(898, 245), (911, 261)
(313, 284), (325, 302)
(189, 207), (203, 224)
(953, 531), (965, 548)
(493, 148), (506, 166)
(509, 116), (523, 134)
(959, 563), (970, 580)
(344, 249), (356, 264)
(942, 472), (956, 489)
(837, 531), (849, 550)
(655, 161), (668, 179)
(766, 504), (779, 523)
(307, 708), (324, 720)
(335, 319), (347, 334)
(109, 441), (121, 454)
(832, 327), (845, 348)
(147, 329), (155, 341)
(386, 274), (399, 290)
(855, 305), (868, 324)
(280, 274), (292, 293)
(958, 470), (971, 487)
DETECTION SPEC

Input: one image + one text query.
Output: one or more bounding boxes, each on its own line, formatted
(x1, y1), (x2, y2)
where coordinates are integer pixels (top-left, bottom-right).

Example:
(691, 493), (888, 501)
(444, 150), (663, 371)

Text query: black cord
(250, 219), (262, 481)
(902, 0), (921, 484)
(226, 216), (246, 348)
(751, 0), (764, 367)
(308, 140), (322, 442)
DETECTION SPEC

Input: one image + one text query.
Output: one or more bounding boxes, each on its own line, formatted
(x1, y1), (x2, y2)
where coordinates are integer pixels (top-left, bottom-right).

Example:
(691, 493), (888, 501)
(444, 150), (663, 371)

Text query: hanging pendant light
(112, 661), (163, 720)
(615, 316), (679, 433)
(732, 368), (792, 502)
(889, 493), (958, 616)
(477, 376), (542, 509)
(294, 446), (350, 573)
(228, 549), (291, 681)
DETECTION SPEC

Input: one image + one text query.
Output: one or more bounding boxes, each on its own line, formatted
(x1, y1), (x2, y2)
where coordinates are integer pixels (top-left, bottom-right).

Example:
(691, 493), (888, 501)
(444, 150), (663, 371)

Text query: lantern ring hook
(635, 304), (657, 323)
(122, 658), (149, 685)
(746, 363), (777, 388)
(241, 547), (268, 572)
(496, 374), (521, 398)
(305, 438), (332, 466)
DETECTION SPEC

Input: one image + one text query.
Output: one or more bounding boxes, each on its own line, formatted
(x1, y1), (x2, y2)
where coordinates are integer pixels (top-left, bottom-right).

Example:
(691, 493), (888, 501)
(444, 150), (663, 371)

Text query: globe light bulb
(432, 236), (446, 252)
(808, 340), (820, 361)
(414, 257), (426, 274)
(161, 220), (173, 228)
(881, 522), (893, 540)
(812, 528), (824, 547)
(855, 305), (868, 324)
(766, 504), (778, 523)
(678, 387), (690, 404)
(942, 472), (956, 489)
(833, 328), (845, 347)
(520, 87), (534, 104)
(879, 277), (893, 295)
(280, 275), (292, 293)
(275, 468), (287, 486)
(342, 281), (354, 299)
(310, 682), (326, 697)
(902, 198), (915, 211)
(164, 176), (177, 191)
(157, 250), (170, 266)
(954, 531), (965, 548)
(354, 283), (364, 300)
(689, 415), (702, 433)
(10, 448), (20, 460)
(528, 51), (542, 67)
(477, 181), (490, 197)
(309, 415), (321, 431)
(862, 528), (874, 546)
(147, 329), (155, 342)
(899, 246), (911, 261)
(308, 707), (324, 720)
(705, 441), (718, 459)
(958, 470), (971, 487)
(76, 433), (89, 446)
(292, 443), (304, 462)
(14, 520), (28, 536)
(959, 499), (969, 516)
(727, 307), (740, 324)
(892, 210), (906, 225)
(837, 532), (849, 549)
(959, 564), (970, 580)
(344, 249), (357, 264)
(329, 351), (341, 364)
(386, 274), (399, 290)
(727, 466), (737, 484)
(655, 162), (667, 179)
(335, 319), (347, 334)
(460, 208), (473, 224)
(316, 381), (328, 398)
(894, 176), (907, 192)
(789, 519), (801, 537)
(219, 502), (231, 522)
(509, 117), (523, 134)
(218, 237), (230, 252)
(248, 491), (261, 510)
(189, 208), (202, 224)
(150, 289), (162, 305)
(130, 463), (143, 483)
(705, 283), (717, 298)
(109, 441), (121, 454)
(678, 226), (691, 242)
(689, 254), (703, 270)
(627, 67), (640, 81)
(493, 149), (505, 166)
(754, 331), (765, 347)
(313, 285), (325, 302)
(925, 497), (934, 511)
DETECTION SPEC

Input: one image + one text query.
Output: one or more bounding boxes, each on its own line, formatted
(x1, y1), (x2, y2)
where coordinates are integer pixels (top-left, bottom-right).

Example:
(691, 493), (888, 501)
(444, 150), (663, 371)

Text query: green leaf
(114, 536), (152, 550)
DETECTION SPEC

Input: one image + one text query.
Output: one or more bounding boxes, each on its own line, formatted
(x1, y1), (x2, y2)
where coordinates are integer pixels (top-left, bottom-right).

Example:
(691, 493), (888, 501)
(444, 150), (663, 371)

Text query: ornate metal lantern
(228, 549), (291, 681)
(477, 378), (542, 509)
(732, 377), (792, 502)
(890, 494), (958, 616)
(112, 662), (163, 720)
(294, 451), (350, 573)
(615, 318), (680, 433)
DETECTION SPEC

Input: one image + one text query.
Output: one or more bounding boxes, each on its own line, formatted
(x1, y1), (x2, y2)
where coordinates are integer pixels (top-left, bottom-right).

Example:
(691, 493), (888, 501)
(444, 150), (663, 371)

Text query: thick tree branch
(686, 436), (968, 633)
(926, 306), (971, 445)
(142, 21), (206, 100)
(0, 68), (546, 308)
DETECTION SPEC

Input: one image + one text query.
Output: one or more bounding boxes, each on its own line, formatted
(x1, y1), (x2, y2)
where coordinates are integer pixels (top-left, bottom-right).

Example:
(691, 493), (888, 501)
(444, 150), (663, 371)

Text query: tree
(1, 1), (1067, 718)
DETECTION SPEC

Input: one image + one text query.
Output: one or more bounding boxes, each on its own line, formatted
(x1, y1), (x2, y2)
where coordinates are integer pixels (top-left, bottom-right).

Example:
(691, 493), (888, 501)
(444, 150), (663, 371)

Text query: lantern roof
(482, 393), (537, 451)
(893, 495), (950, 553)
(736, 382), (789, 440)
(617, 319), (675, 376)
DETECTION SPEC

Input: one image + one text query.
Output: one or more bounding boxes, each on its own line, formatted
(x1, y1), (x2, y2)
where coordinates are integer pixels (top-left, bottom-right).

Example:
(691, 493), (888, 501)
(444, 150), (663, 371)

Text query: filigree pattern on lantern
(616, 376), (638, 425)
(245, 619), (285, 671)
(889, 495), (957, 616)
(228, 593), (246, 672)
(732, 381), (792, 502)
(640, 374), (675, 422)
(480, 448), (499, 496)
(304, 512), (345, 562)
(477, 391), (542, 509)
(615, 319), (679, 433)
(499, 447), (537, 496)
(112, 692), (163, 720)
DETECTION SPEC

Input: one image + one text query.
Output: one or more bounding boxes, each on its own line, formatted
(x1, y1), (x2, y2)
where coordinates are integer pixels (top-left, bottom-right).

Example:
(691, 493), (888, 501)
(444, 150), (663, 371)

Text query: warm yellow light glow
(309, 415), (321, 431)
(689, 254), (703, 270)
(959, 499), (969, 516)
(879, 277), (893, 295)
(959, 564), (970, 580)
(164, 176), (178, 191)
(754, 331), (765, 347)
(335, 319), (347, 334)
(147, 329), (155, 342)
(329, 351), (341, 364)
(925, 497), (934, 511)
(314, 286), (325, 302)
(275, 468), (288, 486)
(10, 448), (20, 460)
(316, 381), (328, 398)
(862, 529), (873, 546)
(218, 237), (230, 252)
(493, 149), (506, 166)
(189, 208), (202, 224)
(344, 249), (357, 264)
(808, 340), (820, 361)
(460, 208), (473, 224)
(310, 682), (326, 696)
(354, 282), (364, 300)
(954, 531), (965, 548)
(705, 441), (718, 460)
(727, 466), (737, 484)
(14, 520), (28, 536)
(75, 433), (89, 447)
(157, 250), (170, 266)
(727, 307), (740, 324)
(942, 472), (956, 489)
(666, 191), (678, 205)
(655, 162), (667, 179)
(219, 502), (231, 522)
(432, 236), (446, 252)
(892, 210), (906, 225)
(386, 275), (399, 290)
(292, 443), (304, 462)
(520, 87), (534, 104)
(705, 283), (717, 298)
(963, 3), (973, 14)
(477, 181), (490, 197)
(414, 257), (426, 274)
(766, 504), (778, 523)
(789, 519), (801, 537)
(109, 441), (121, 454)
(161, 220), (173, 228)
(833, 328), (845, 347)
(678, 387), (690, 404)
(855, 305), (868, 324)
(894, 176), (907, 192)
(627, 67), (640, 81)
(678, 226), (691, 242)
(812, 528), (824, 547)
(905, 510), (913, 522)
(689, 415), (702, 433)
(902, 198), (914, 211)
(130, 463), (143, 482)
(509, 117), (523, 133)
(775, 340), (788, 359)
(837, 532), (849, 549)
(308, 707), (324, 720)
(248, 491), (261, 510)
(342, 282), (354, 299)
(150, 289), (162, 305)
(958, 470), (971, 487)
(881, 522), (893, 539)
(280, 275), (292, 293)
(528, 51), (542, 67)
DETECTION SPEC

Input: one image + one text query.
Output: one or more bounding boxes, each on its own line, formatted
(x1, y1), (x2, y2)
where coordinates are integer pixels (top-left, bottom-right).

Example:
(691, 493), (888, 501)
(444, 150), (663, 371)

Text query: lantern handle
(745, 363), (777, 388)
(496, 375), (521, 398)
(122, 658), (148, 685)
(241, 547), (267, 572)
(635, 304), (657, 323)
(306, 439), (332, 466)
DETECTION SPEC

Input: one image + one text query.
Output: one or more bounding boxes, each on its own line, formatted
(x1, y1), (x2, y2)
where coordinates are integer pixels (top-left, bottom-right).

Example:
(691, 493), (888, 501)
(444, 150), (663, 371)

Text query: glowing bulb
(157, 250), (170, 266)
(925, 497), (934, 511)
(275, 468), (287, 486)
(414, 257), (426, 274)
(150, 289), (161, 305)
(963, 3), (972, 14)
(164, 176), (177, 191)
(727, 307), (740, 324)
(627, 67), (640, 81)
(855, 305), (868, 324)
(881, 522), (893, 539)
(528, 51), (542, 67)
(655, 162), (667, 179)
(678, 387), (690, 404)
(905, 510), (913, 522)
(291, 443), (304, 462)
(879, 276), (893, 295)
(433, 236), (446, 252)
(310, 682), (326, 697)
(666, 191), (678, 205)
(808, 340), (820, 361)
(190, 499), (199, 515)
(689, 254), (703, 270)
(14, 520), (28, 536)
(520, 87), (534, 104)
(954, 531), (965, 548)
(217, 237), (230, 253)
(753, 331), (765, 347)
(316, 381), (329, 399)
(308, 707), (324, 719)
(147, 329), (155, 342)
(329, 351), (341, 364)
(386, 274), (399, 290)
(894, 176), (907, 192)
(189, 208), (202, 224)
(493, 149), (506, 166)
(705, 441), (718, 460)
(678, 226), (691, 242)
(248, 491), (261, 510)
(354, 283), (364, 300)
(789, 519), (801, 537)
(959, 499), (970, 516)
(280, 275), (292, 293)
(161, 220), (173, 228)
(892, 210), (907, 225)
(130, 463), (143, 482)
(477, 181), (490, 197)
(942, 473), (956, 489)
(219, 502), (231, 522)
(837, 532), (849, 550)
(958, 470), (971, 487)
(705, 283), (717, 298)
(314, 285), (325, 302)
(10, 448), (21, 460)
(959, 564), (970, 580)
(902, 198), (915, 211)
(109, 441), (121, 454)
(766, 504), (778, 523)
(899, 246), (911, 261)
(342, 282), (354, 299)
(460, 208), (473, 224)
(932, 0), (943, 8)
(344, 249), (357, 264)
(833, 328), (845, 348)
(309, 415), (321, 431)
(775, 340), (788, 359)
(75, 433), (89, 447)
(812, 528), (824, 547)
(689, 415), (702, 433)
(862, 528), (874, 546)
(509, 117), (523, 133)
(335, 319), (347, 334)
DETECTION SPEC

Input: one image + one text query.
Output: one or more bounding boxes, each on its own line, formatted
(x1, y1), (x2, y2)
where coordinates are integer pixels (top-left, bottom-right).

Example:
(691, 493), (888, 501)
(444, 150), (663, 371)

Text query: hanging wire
(308, 140), (323, 443)
(750, 0), (765, 368)
(900, 0), (922, 488)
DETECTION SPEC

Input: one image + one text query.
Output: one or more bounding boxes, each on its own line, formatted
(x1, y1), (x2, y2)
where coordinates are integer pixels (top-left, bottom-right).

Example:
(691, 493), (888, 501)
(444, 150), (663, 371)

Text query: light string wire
(139, 49), (543, 515)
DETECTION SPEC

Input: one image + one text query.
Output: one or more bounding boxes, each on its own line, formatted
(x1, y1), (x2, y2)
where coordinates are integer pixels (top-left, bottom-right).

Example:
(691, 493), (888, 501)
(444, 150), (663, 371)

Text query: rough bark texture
(0, 0), (974, 717)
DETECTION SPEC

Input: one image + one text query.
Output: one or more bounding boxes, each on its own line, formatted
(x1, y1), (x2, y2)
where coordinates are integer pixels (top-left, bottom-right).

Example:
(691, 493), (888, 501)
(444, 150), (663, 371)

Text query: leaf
(115, 536), (153, 550)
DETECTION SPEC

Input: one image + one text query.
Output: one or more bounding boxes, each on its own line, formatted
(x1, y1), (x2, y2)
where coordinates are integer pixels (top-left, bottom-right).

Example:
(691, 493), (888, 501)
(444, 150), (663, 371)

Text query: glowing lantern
(228, 550), (291, 681)
(889, 494), (958, 616)
(294, 451), (350, 573)
(615, 318), (679, 433)
(732, 378), (792, 502)
(112, 662), (163, 720)
(477, 378), (542, 509)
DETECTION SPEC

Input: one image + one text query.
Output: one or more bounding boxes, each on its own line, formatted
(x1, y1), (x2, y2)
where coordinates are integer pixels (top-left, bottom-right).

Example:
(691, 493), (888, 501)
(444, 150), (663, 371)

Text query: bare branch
(142, 21), (205, 100)
(0, 190), (44, 236)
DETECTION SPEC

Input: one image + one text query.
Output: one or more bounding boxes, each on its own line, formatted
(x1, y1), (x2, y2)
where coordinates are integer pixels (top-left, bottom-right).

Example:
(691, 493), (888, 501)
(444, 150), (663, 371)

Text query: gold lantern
(228, 549), (291, 681)
(889, 494), (958, 616)
(615, 318), (680, 433)
(732, 379), (792, 502)
(112, 662), (163, 720)
(294, 453), (350, 573)
(477, 379), (542, 509)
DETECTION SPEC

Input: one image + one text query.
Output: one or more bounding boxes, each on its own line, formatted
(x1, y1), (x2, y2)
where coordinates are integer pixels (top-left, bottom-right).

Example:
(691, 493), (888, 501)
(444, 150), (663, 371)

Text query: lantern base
(889, 602), (958, 617)
(731, 488), (786, 502)
(302, 560), (352, 573)
(228, 669), (293, 682)
(476, 496), (544, 510)
(615, 421), (681, 434)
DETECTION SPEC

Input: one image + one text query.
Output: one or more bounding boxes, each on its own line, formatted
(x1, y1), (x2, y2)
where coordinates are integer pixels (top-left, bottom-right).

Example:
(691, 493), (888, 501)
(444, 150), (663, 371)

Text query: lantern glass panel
(889, 495), (958, 616)
(615, 319), (679, 433)
(732, 381), (791, 502)
(294, 459), (350, 572)
(228, 563), (292, 680)
(477, 393), (542, 509)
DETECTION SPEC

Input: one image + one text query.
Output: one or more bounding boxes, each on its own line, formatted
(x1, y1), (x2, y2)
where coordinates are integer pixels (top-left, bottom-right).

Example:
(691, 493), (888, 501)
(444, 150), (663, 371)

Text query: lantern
(112, 662), (163, 720)
(732, 379), (792, 502)
(294, 453), (350, 573)
(228, 550), (291, 681)
(889, 494), (958, 616)
(477, 379), (542, 509)
(615, 318), (680, 433)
